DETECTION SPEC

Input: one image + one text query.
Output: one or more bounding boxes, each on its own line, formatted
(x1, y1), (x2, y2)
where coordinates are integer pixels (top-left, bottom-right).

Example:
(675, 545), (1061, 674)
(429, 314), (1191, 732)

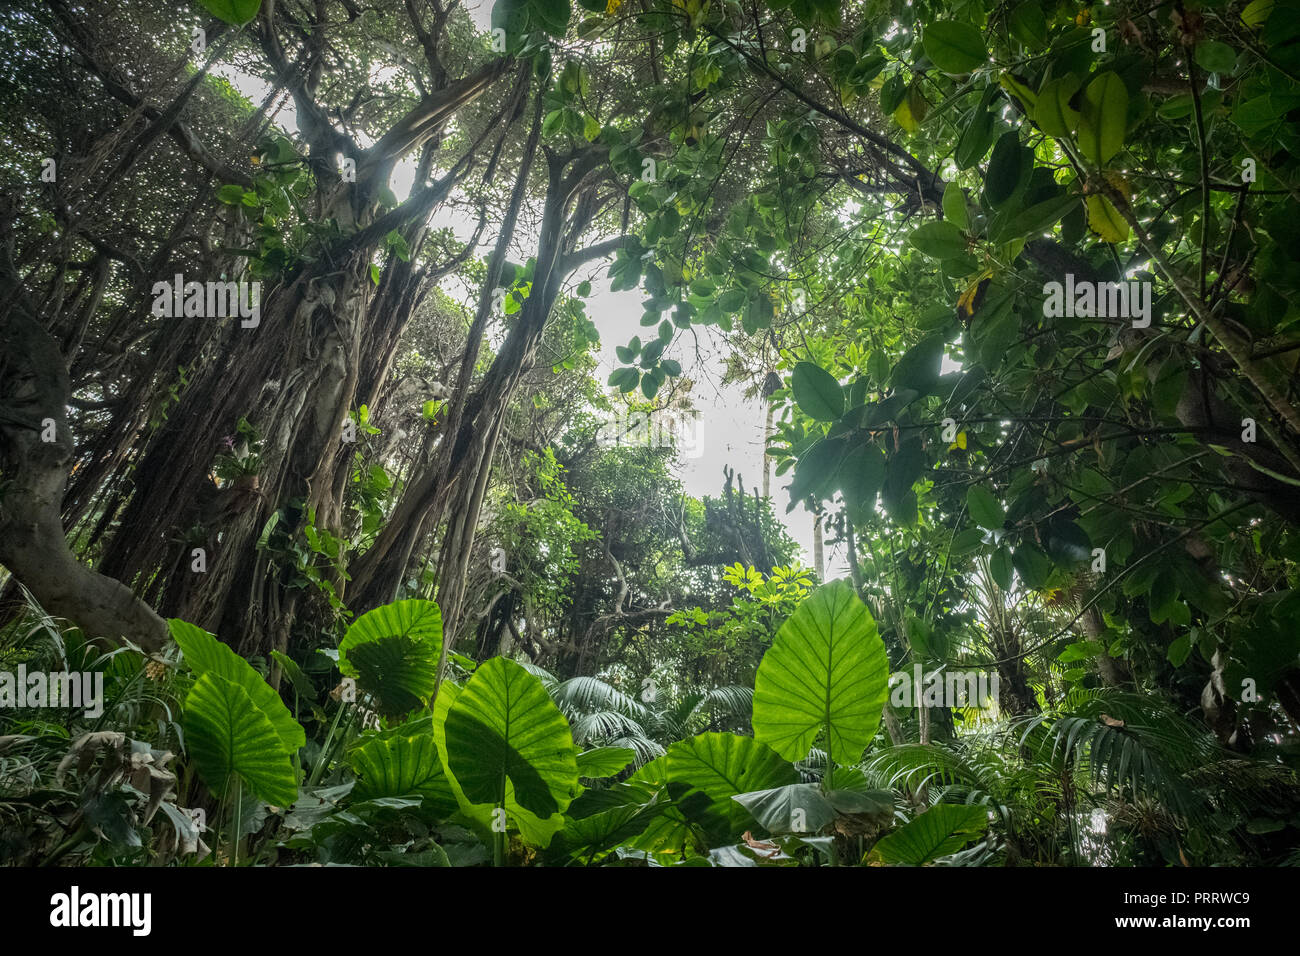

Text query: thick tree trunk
(0, 293), (167, 651)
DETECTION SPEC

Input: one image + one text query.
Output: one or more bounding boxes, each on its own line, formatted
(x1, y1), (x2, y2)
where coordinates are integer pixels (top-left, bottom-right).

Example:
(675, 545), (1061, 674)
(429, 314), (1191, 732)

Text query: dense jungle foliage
(2, 0), (1300, 868)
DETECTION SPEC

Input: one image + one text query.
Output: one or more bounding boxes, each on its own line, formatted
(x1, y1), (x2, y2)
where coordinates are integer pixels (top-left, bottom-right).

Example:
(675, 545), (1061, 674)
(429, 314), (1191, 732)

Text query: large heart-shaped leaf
(338, 599), (442, 675)
(338, 600), (442, 716)
(732, 782), (836, 834)
(346, 636), (439, 717)
(870, 804), (990, 864)
(170, 619), (304, 752)
(442, 657), (579, 818)
(664, 733), (797, 840)
(753, 581), (890, 771)
(184, 672), (298, 806)
(348, 730), (455, 807)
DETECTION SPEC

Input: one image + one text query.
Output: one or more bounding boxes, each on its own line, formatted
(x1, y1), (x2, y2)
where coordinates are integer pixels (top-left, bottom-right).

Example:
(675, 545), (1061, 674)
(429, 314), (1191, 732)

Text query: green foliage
(752, 581), (890, 772)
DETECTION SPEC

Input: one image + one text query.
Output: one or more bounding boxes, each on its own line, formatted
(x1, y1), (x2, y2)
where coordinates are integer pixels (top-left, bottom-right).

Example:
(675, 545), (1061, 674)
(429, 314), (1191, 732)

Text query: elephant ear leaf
(337, 599), (443, 716)
(752, 580), (890, 772)
(442, 657), (579, 819)
(184, 672), (299, 807)
(870, 804), (990, 864)
(663, 733), (797, 841)
(348, 730), (456, 810)
(170, 618), (304, 752)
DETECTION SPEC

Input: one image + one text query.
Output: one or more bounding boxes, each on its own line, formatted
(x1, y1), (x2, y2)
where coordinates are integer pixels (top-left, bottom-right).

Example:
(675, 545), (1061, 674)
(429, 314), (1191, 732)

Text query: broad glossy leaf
(908, 221), (966, 260)
(871, 804), (989, 864)
(732, 782), (835, 834)
(984, 131), (1029, 208)
(577, 746), (637, 778)
(1085, 194), (1129, 242)
(337, 600), (443, 716)
(1033, 75), (1081, 138)
(665, 733), (797, 840)
(753, 581), (890, 768)
(185, 672), (299, 806)
(839, 444), (886, 520)
(170, 619), (304, 752)
(1012, 542), (1053, 589)
(891, 335), (945, 394)
(349, 730), (455, 807)
(338, 599), (443, 677)
(443, 657), (579, 818)
(955, 106), (996, 169)
(347, 635), (439, 717)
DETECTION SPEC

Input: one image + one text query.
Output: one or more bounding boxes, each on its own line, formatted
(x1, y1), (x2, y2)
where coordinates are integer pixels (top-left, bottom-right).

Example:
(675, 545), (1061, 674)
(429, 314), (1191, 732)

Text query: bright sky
(212, 10), (843, 573)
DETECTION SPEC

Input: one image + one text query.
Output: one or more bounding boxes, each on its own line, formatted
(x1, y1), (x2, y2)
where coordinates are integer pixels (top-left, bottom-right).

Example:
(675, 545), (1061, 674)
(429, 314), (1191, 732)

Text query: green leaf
(923, 21), (988, 73)
(732, 782), (835, 834)
(442, 657), (579, 818)
(369, 263), (381, 285)
(966, 485), (1004, 530)
(955, 106), (996, 170)
(871, 804), (989, 864)
(346, 636), (439, 717)
(1076, 72), (1128, 167)
(185, 672), (298, 806)
(891, 335), (945, 393)
(199, 0), (262, 26)
(577, 747), (637, 779)
(1241, 0), (1274, 28)
(1012, 542), (1053, 589)
(791, 362), (844, 421)
(839, 444), (886, 520)
(942, 182), (968, 231)
(1167, 633), (1193, 667)
(990, 545), (1013, 590)
(665, 733), (797, 840)
(532, 0), (572, 36)
(984, 131), (1029, 208)
(338, 599), (443, 677)
(1008, 2), (1048, 49)
(337, 600), (443, 716)
(1195, 41), (1237, 74)
(349, 730), (455, 806)
(1033, 75), (1081, 138)
(1085, 194), (1129, 243)
(216, 184), (247, 205)
(170, 619), (304, 752)
(993, 193), (1079, 243)
(753, 580), (890, 769)
(908, 221), (967, 259)
(787, 437), (850, 506)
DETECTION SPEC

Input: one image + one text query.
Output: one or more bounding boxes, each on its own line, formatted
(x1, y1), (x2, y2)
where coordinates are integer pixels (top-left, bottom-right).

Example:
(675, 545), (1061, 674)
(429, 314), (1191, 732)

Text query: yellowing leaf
(948, 431), (967, 451)
(1085, 194), (1129, 243)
